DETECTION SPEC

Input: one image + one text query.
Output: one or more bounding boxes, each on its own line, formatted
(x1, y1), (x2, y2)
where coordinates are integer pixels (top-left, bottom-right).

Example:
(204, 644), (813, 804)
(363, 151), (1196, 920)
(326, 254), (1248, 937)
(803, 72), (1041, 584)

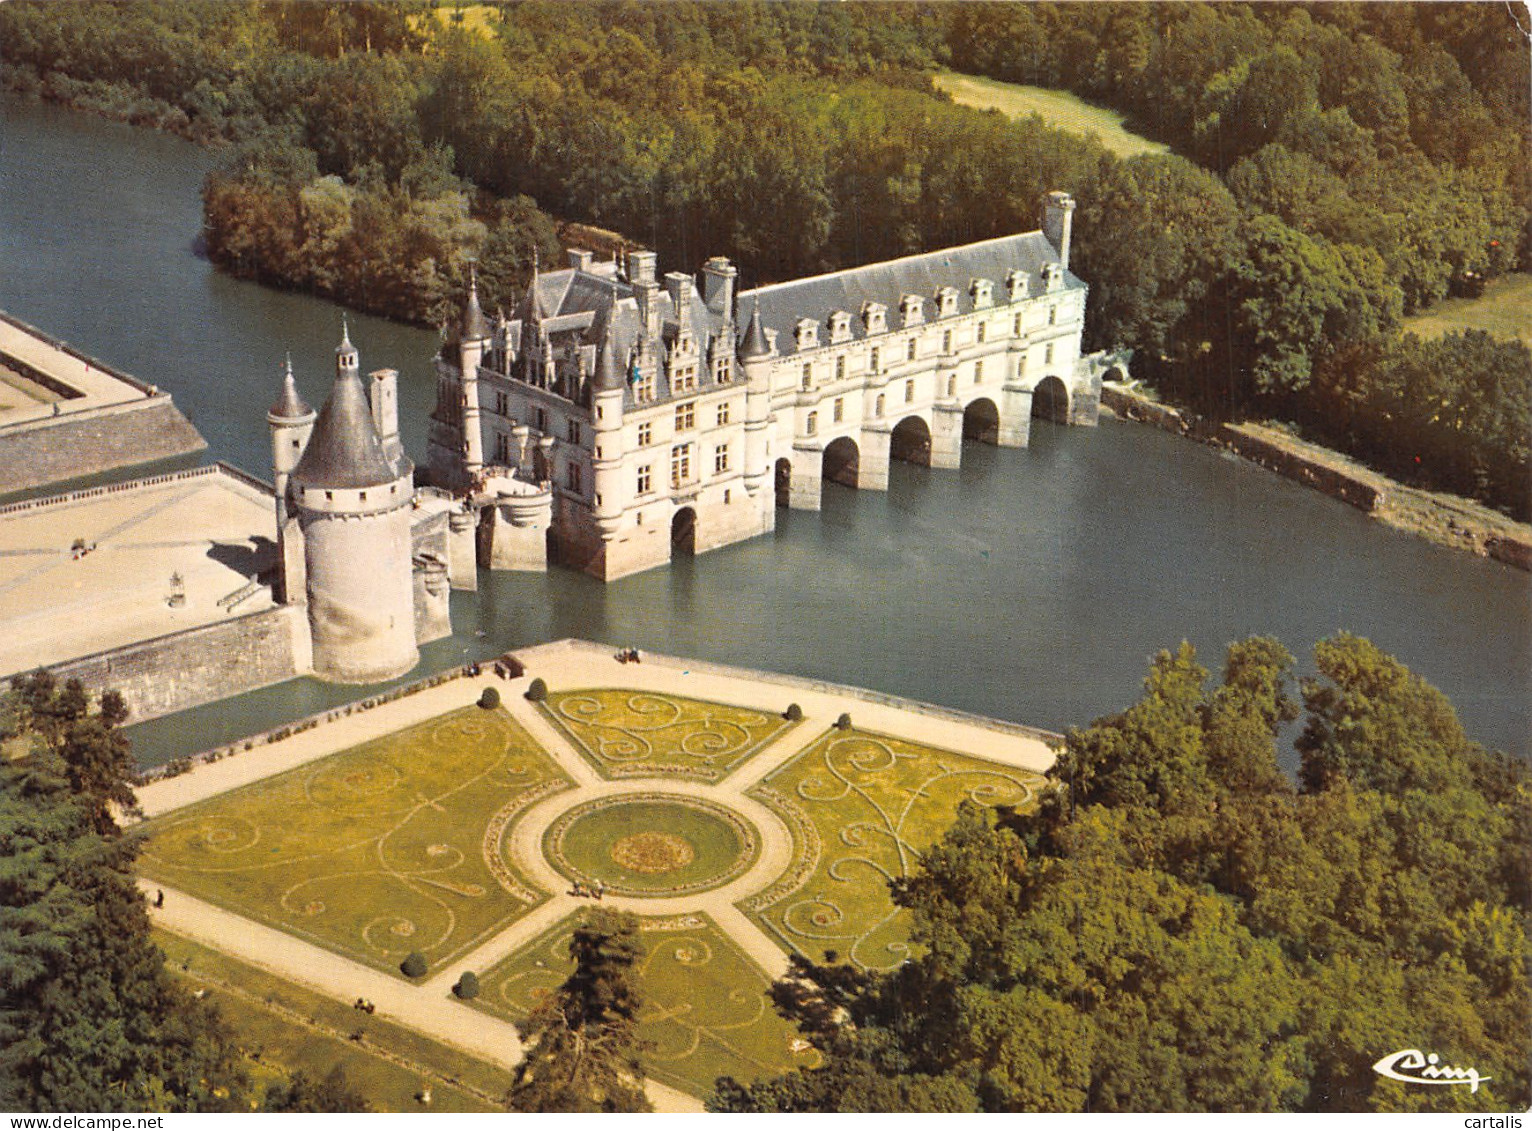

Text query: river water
(2, 98), (1527, 765)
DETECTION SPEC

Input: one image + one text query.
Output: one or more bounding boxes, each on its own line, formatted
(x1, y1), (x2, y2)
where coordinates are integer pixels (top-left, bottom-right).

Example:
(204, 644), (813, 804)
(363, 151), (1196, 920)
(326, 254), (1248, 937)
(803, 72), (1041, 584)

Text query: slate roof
(738, 303), (770, 359)
(463, 279), (492, 342)
(268, 357), (313, 420)
(291, 369), (399, 489)
(738, 231), (1082, 354)
(500, 260), (736, 408)
(592, 334), (625, 392)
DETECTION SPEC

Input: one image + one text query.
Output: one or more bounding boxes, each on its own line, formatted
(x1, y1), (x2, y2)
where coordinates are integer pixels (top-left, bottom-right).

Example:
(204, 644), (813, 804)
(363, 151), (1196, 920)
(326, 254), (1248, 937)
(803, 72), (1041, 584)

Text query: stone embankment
(1101, 385), (1531, 571)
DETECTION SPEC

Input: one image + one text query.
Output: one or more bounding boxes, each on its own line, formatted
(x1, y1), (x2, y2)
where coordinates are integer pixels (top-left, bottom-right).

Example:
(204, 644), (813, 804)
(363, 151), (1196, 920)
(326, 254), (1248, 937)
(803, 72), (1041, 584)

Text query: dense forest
(0, 0), (1526, 517)
(713, 635), (1531, 1112)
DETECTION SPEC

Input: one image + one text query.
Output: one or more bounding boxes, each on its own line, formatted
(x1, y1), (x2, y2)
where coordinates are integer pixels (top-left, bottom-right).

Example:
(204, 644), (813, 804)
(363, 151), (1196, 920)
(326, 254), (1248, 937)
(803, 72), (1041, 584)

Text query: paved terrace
(0, 312), (158, 426)
(0, 465), (277, 677)
(134, 640), (1058, 1113)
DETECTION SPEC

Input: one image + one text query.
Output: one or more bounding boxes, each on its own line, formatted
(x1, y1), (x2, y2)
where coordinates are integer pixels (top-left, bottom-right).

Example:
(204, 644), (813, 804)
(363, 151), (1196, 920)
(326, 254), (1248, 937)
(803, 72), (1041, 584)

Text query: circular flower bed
(543, 793), (759, 897)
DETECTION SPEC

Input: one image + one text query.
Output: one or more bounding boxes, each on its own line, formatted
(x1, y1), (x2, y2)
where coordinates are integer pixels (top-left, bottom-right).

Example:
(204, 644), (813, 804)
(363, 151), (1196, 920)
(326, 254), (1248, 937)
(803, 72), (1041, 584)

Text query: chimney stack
(1042, 191), (1075, 272)
(701, 256), (737, 317)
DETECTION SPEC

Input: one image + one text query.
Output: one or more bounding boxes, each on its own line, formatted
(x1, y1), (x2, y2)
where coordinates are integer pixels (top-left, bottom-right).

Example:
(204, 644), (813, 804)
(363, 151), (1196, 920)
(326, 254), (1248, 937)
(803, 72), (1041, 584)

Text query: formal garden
(140, 706), (574, 975)
(139, 686), (1052, 1097)
(537, 688), (797, 781)
(470, 911), (815, 1098)
(743, 728), (1048, 971)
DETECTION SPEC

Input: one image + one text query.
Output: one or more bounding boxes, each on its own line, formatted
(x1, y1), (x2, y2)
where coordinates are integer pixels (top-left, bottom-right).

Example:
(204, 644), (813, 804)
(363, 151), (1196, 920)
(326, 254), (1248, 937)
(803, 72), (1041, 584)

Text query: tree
(9, 673), (137, 833)
(1217, 215), (1393, 405)
(718, 636), (1529, 1112)
(0, 749), (245, 1110)
(507, 911), (651, 1112)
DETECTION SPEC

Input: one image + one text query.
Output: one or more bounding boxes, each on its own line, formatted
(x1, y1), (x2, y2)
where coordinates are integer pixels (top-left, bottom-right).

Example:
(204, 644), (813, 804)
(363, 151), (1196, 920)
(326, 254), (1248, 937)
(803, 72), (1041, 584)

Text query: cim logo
(1373, 1048), (1491, 1094)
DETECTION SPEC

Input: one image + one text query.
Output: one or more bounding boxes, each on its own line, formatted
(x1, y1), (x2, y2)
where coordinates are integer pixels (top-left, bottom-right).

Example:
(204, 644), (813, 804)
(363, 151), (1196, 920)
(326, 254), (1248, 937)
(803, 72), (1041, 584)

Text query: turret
(458, 266), (490, 481)
(267, 354), (315, 604)
(336, 316), (359, 378)
(590, 327), (627, 537)
(739, 302), (774, 497)
(1042, 191), (1075, 272)
(289, 359), (418, 684)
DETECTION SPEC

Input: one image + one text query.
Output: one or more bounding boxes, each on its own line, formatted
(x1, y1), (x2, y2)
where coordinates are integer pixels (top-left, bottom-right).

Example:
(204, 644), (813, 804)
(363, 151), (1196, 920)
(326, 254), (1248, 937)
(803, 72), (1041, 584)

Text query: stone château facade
(429, 192), (1122, 581)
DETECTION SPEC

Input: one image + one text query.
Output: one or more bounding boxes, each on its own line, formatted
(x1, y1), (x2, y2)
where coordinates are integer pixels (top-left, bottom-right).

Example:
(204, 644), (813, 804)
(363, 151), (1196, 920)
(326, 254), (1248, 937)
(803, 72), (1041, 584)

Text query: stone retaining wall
(0, 397), (206, 495)
(51, 605), (306, 724)
(1100, 384), (1530, 570)
(1218, 424), (1383, 512)
(523, 638), (1064, 746)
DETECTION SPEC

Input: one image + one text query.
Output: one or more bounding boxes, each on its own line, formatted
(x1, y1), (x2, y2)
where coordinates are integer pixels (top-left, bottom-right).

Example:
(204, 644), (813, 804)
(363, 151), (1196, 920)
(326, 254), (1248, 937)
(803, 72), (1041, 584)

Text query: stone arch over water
(671, 506), (696, 556)
(1031, 375), (1070, 424)
(822, 436), (860, 488)
(774, 458), (792, 508)
(962, 397), (1000, 443)
(890, 415), (932, 466)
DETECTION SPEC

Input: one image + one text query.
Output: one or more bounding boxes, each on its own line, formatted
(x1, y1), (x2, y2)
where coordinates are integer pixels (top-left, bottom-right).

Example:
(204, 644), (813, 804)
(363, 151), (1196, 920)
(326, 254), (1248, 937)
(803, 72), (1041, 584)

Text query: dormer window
(970, 278), (994, 309)
(794, 319), (819, 351)
(935, 286), (959, 318)
(828, 310), (852, 344)
(1006, 269), (1029, 301)
(899, 294), (924, 327)
(862, 301), (887, 334)
(1042, 263), (1063, 292)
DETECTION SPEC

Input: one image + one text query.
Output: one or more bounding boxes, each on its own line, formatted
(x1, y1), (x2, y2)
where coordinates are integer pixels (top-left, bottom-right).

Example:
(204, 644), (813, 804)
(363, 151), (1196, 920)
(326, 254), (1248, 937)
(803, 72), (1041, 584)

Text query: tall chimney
(664, 272), (694, 335)
(1042, 191), (1075, 272)
(701, 256), (737, 316)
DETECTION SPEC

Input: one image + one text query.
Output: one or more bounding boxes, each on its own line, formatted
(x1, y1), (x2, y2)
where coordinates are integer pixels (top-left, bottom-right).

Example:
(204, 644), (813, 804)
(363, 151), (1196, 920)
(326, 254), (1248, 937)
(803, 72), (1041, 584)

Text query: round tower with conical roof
(268, 354), (316, 605)
(458, 266), (491, 482)
(739, 301), (774, 501)
(589, 323), (627, 541)
(289, 327), (419, 683)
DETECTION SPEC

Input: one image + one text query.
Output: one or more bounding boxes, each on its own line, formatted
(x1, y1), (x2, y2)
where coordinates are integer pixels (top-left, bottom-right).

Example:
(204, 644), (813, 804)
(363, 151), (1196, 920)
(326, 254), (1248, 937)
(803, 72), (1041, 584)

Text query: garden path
(142, 879), (703, 1112)
(136, 638), (1056, 1109)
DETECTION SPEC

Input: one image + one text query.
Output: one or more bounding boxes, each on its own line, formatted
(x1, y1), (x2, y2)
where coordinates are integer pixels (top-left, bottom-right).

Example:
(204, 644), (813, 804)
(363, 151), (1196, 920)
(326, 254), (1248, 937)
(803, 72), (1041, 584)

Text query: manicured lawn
(471, 912), (814, 1099)
(744, 729), (1046, 971)
(156, 931), (507, 1112)
(1402, 273), (1532, 344)
(140, 706), (574, 976)
(539, 689), (796, 781)
(546, 794), (759, 897)
(934, 70), (1169, 159)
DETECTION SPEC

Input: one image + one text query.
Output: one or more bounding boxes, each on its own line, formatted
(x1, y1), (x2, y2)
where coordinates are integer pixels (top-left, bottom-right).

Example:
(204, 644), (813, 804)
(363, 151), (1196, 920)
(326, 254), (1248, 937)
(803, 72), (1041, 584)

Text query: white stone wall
(300, 494), (419, 683)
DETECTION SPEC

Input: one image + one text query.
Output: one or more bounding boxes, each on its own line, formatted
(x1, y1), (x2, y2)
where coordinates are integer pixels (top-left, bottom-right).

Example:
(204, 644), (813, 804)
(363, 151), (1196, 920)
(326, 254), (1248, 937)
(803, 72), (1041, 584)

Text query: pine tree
(0, 681), (246, 1111)
(507, 911), (651, 1112)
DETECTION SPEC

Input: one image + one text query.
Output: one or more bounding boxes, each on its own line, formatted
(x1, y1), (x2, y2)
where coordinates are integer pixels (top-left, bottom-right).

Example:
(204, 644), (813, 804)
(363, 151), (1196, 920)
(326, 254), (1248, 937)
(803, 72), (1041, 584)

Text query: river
(2, 97), (1527, 765)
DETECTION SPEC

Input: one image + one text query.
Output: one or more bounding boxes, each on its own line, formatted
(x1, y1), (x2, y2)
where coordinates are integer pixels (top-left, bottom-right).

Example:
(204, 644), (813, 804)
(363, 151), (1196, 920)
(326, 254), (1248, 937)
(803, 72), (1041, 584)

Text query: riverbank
(1101, 384), (1532, 571)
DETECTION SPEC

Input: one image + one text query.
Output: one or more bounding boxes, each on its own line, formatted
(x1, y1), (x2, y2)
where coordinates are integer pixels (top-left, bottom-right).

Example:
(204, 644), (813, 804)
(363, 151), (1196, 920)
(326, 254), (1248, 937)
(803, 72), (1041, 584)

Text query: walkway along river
(1, 97), (1526, 764)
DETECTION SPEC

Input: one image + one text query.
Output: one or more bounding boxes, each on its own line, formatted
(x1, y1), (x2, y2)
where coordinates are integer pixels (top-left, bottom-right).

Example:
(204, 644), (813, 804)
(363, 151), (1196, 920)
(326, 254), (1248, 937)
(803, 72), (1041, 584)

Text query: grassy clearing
(540, 689), (796, 782)
(140, 705), (573, 976)
(155, 930), (507, 1111)
(1402, 273), (1532, 344)
(935, 70), (1168, 159)
(745, 729), (1046, 971)
(472, 912), (813, 1099)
